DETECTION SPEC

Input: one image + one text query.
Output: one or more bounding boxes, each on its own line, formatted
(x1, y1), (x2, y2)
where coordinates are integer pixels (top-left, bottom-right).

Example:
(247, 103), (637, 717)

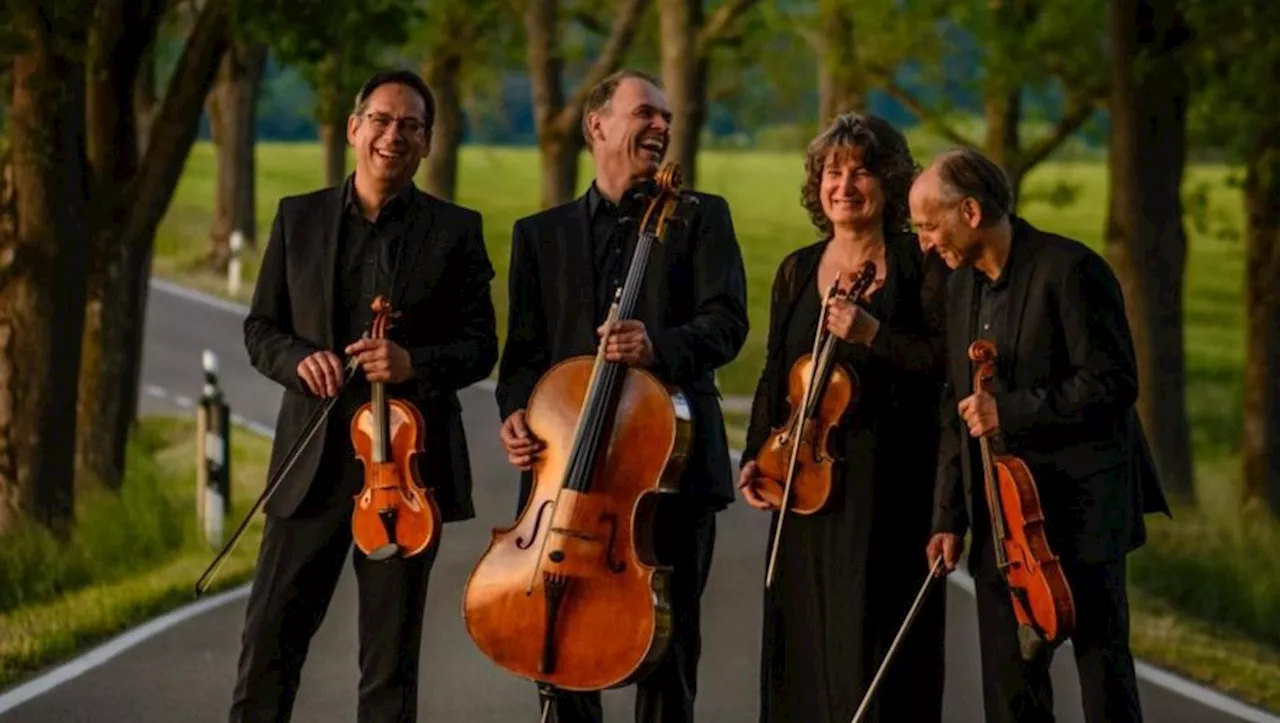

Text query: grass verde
(2, 137), (1275, 712)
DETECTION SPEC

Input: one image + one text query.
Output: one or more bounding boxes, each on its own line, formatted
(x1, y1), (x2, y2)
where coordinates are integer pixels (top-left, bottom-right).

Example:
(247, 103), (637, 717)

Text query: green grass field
(151, 141), (1280, 711)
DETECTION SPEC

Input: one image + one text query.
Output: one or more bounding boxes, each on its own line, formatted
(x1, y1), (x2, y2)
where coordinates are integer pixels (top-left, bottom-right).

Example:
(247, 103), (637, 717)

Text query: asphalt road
(0, 278), (1274, 723)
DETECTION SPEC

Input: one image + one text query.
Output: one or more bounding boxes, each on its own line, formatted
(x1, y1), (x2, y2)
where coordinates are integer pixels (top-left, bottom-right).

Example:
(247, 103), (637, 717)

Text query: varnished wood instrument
(350, 296), (441, 561)
(753, 261), (877, 588)
(970, 339), (1075, 660)
(461, 164), (695, 708)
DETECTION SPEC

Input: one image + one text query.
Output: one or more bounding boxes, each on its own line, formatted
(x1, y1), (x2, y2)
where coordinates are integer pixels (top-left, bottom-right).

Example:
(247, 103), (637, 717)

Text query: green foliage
(1183, 1), (1280, 158)
(400, 0), (520, 126)
(0, 423), (190, 614)
(234, 0), (422, 67)
(233, 0), (425, 121)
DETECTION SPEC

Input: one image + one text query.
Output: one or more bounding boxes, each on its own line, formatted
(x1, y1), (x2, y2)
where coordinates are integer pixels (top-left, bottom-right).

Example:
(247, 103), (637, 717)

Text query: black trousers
(970, 531), (1144, 723)
(537, 502), (717, 723)
(229, 440), (441, 723)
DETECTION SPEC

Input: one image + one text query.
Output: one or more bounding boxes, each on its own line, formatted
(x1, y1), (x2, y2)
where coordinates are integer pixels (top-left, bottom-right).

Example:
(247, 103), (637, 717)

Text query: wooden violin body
(751, 355), (856, 514)
(752, 261), (876, 516)
(350, 296), (442, 561)
(462, 163), (694, 692)
(969, 339), (1075, 657)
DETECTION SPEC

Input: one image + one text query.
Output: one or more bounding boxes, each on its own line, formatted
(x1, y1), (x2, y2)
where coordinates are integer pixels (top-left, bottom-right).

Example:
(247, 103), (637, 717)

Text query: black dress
(741, 234), (951, 723)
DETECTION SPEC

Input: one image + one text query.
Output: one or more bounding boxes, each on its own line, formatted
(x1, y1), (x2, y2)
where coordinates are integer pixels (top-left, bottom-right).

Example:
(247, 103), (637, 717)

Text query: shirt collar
(974, 214), (1025, 289)
(587, 180), (620, 219)
(342, 173), (416, 220)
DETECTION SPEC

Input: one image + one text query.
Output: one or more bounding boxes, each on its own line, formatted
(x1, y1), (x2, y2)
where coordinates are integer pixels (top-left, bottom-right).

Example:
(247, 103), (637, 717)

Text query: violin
(350, 295), (441, 561)
(969, 339), (1075, 659)
(462, 163), (695, 702)
(752, 260), (877, 588)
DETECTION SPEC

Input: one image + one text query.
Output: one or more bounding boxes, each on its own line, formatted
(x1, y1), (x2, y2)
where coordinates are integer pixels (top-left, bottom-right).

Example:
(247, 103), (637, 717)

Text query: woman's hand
(738, 461), (775, 510)
(824, 296), (880, 344)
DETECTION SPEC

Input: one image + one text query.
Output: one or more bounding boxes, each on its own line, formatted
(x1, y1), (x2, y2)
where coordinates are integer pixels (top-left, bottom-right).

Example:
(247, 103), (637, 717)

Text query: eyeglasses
(361, 112), (426, 136)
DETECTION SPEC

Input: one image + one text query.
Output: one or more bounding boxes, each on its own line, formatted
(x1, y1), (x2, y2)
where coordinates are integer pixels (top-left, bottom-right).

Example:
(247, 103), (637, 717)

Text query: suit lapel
(1002, 221), (1036, 381)
(320, 188), (343, 349)
(390, 191), (440, 309)
(569, 193), (599, 321)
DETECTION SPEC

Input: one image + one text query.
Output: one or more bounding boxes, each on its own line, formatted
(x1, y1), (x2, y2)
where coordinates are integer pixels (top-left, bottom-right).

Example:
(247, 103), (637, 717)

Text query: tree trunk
(76, 0), (229, 493)
(209, 40), (267, 265)
(134, 41), (157, 156)
(0, 16), (91, 534)
(816, 0), (865, 123)
(320, 122), (346, 188)
(524, 0), (649, 208)
(1104, 0), (1193, 502)
(984, 89), (1024, 205)
(315, 54), (349, 189)
(1242, 141), (1280, 515)
(659, 0), (704, 189)
(538, 133), (581, 210)
(423, 52), (463, 201)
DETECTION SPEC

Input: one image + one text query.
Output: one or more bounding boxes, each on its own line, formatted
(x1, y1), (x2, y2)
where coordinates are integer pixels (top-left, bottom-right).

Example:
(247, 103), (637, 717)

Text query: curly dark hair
(800, 113), (919, 238)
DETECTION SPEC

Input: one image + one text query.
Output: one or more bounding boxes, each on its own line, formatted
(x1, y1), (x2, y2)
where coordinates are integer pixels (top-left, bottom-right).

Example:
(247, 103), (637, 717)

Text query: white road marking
(0, 586), (252, 714)
(5, 278), (1274, 721)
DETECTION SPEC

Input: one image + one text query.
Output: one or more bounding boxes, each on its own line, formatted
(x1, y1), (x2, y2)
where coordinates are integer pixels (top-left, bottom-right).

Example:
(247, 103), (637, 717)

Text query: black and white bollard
(227, 229), (244, 298)
(196, 349), (231, 547)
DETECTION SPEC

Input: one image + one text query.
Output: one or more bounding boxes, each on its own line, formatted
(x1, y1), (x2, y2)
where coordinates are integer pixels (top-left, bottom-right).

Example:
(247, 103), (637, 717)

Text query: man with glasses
(232, 69), (498, 723)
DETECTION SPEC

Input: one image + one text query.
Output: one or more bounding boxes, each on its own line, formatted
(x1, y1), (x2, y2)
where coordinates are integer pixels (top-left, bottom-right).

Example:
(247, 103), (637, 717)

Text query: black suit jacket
(244, 182), (499, 521)
(495, 187), (749, 506)
(932, 216), (1171, 566)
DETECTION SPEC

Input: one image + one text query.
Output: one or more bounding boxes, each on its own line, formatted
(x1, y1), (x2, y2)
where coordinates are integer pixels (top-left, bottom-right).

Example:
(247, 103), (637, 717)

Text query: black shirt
(326, 176), (416, 440)
(586, 181), (637, 321)
(332, 175), (415, 351)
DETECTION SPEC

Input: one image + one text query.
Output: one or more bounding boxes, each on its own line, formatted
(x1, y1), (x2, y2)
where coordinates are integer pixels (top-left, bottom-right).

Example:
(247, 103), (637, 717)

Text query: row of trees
(0, 0), (1277, 539)
(190, 0), (1280, 520)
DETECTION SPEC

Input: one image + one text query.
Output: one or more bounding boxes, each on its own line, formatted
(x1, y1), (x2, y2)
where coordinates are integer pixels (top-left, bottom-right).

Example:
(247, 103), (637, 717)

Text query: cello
(969, 339), (1075, 660)
(350, 295), (442, 561)
(462, 164), (695, 702)
(751, 260), (877, 588)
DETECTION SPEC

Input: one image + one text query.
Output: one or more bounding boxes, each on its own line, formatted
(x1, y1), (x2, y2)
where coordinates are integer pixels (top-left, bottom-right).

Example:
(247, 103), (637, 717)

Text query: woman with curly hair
(739, 113), (951, 723)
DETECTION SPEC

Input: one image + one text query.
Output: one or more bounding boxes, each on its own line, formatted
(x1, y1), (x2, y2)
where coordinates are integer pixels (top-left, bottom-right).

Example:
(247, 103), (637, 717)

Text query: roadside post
(196, 349), (231, 547)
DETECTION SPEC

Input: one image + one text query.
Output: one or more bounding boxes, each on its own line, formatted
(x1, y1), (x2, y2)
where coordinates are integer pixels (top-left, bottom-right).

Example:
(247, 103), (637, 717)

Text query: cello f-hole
(517, 500), (553, 549)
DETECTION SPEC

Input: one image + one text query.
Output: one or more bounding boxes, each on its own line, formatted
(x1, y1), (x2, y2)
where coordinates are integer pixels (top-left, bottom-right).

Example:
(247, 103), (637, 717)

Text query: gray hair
(932, 147), (1013, 226)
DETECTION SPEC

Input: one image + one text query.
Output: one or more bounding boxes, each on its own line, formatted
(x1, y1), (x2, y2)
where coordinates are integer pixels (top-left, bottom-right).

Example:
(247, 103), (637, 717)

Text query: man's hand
(824, 296), (880, 345)
(926, 532), (963, 576)
(737, 460), (774, 510)
(958, 391), (999, 437)
(344, 338), (414, 384)
(597, 319), (655, 366)
(297, 350), (344, 397)
(499, 409), (544, 470)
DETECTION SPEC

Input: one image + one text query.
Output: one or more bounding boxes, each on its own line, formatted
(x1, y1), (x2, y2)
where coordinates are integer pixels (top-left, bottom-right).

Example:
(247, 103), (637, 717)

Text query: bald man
(912, 147), (1170, 723)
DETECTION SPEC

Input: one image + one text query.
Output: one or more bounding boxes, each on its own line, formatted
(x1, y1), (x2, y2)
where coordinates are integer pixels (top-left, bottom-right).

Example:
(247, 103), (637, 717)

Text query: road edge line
(92, 276), (1274, 722)
(0, 585), (252, 714)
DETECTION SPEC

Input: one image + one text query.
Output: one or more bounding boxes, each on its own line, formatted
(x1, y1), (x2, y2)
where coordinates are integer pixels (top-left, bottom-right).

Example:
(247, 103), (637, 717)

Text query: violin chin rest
(1017, 624), (1044, 662)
